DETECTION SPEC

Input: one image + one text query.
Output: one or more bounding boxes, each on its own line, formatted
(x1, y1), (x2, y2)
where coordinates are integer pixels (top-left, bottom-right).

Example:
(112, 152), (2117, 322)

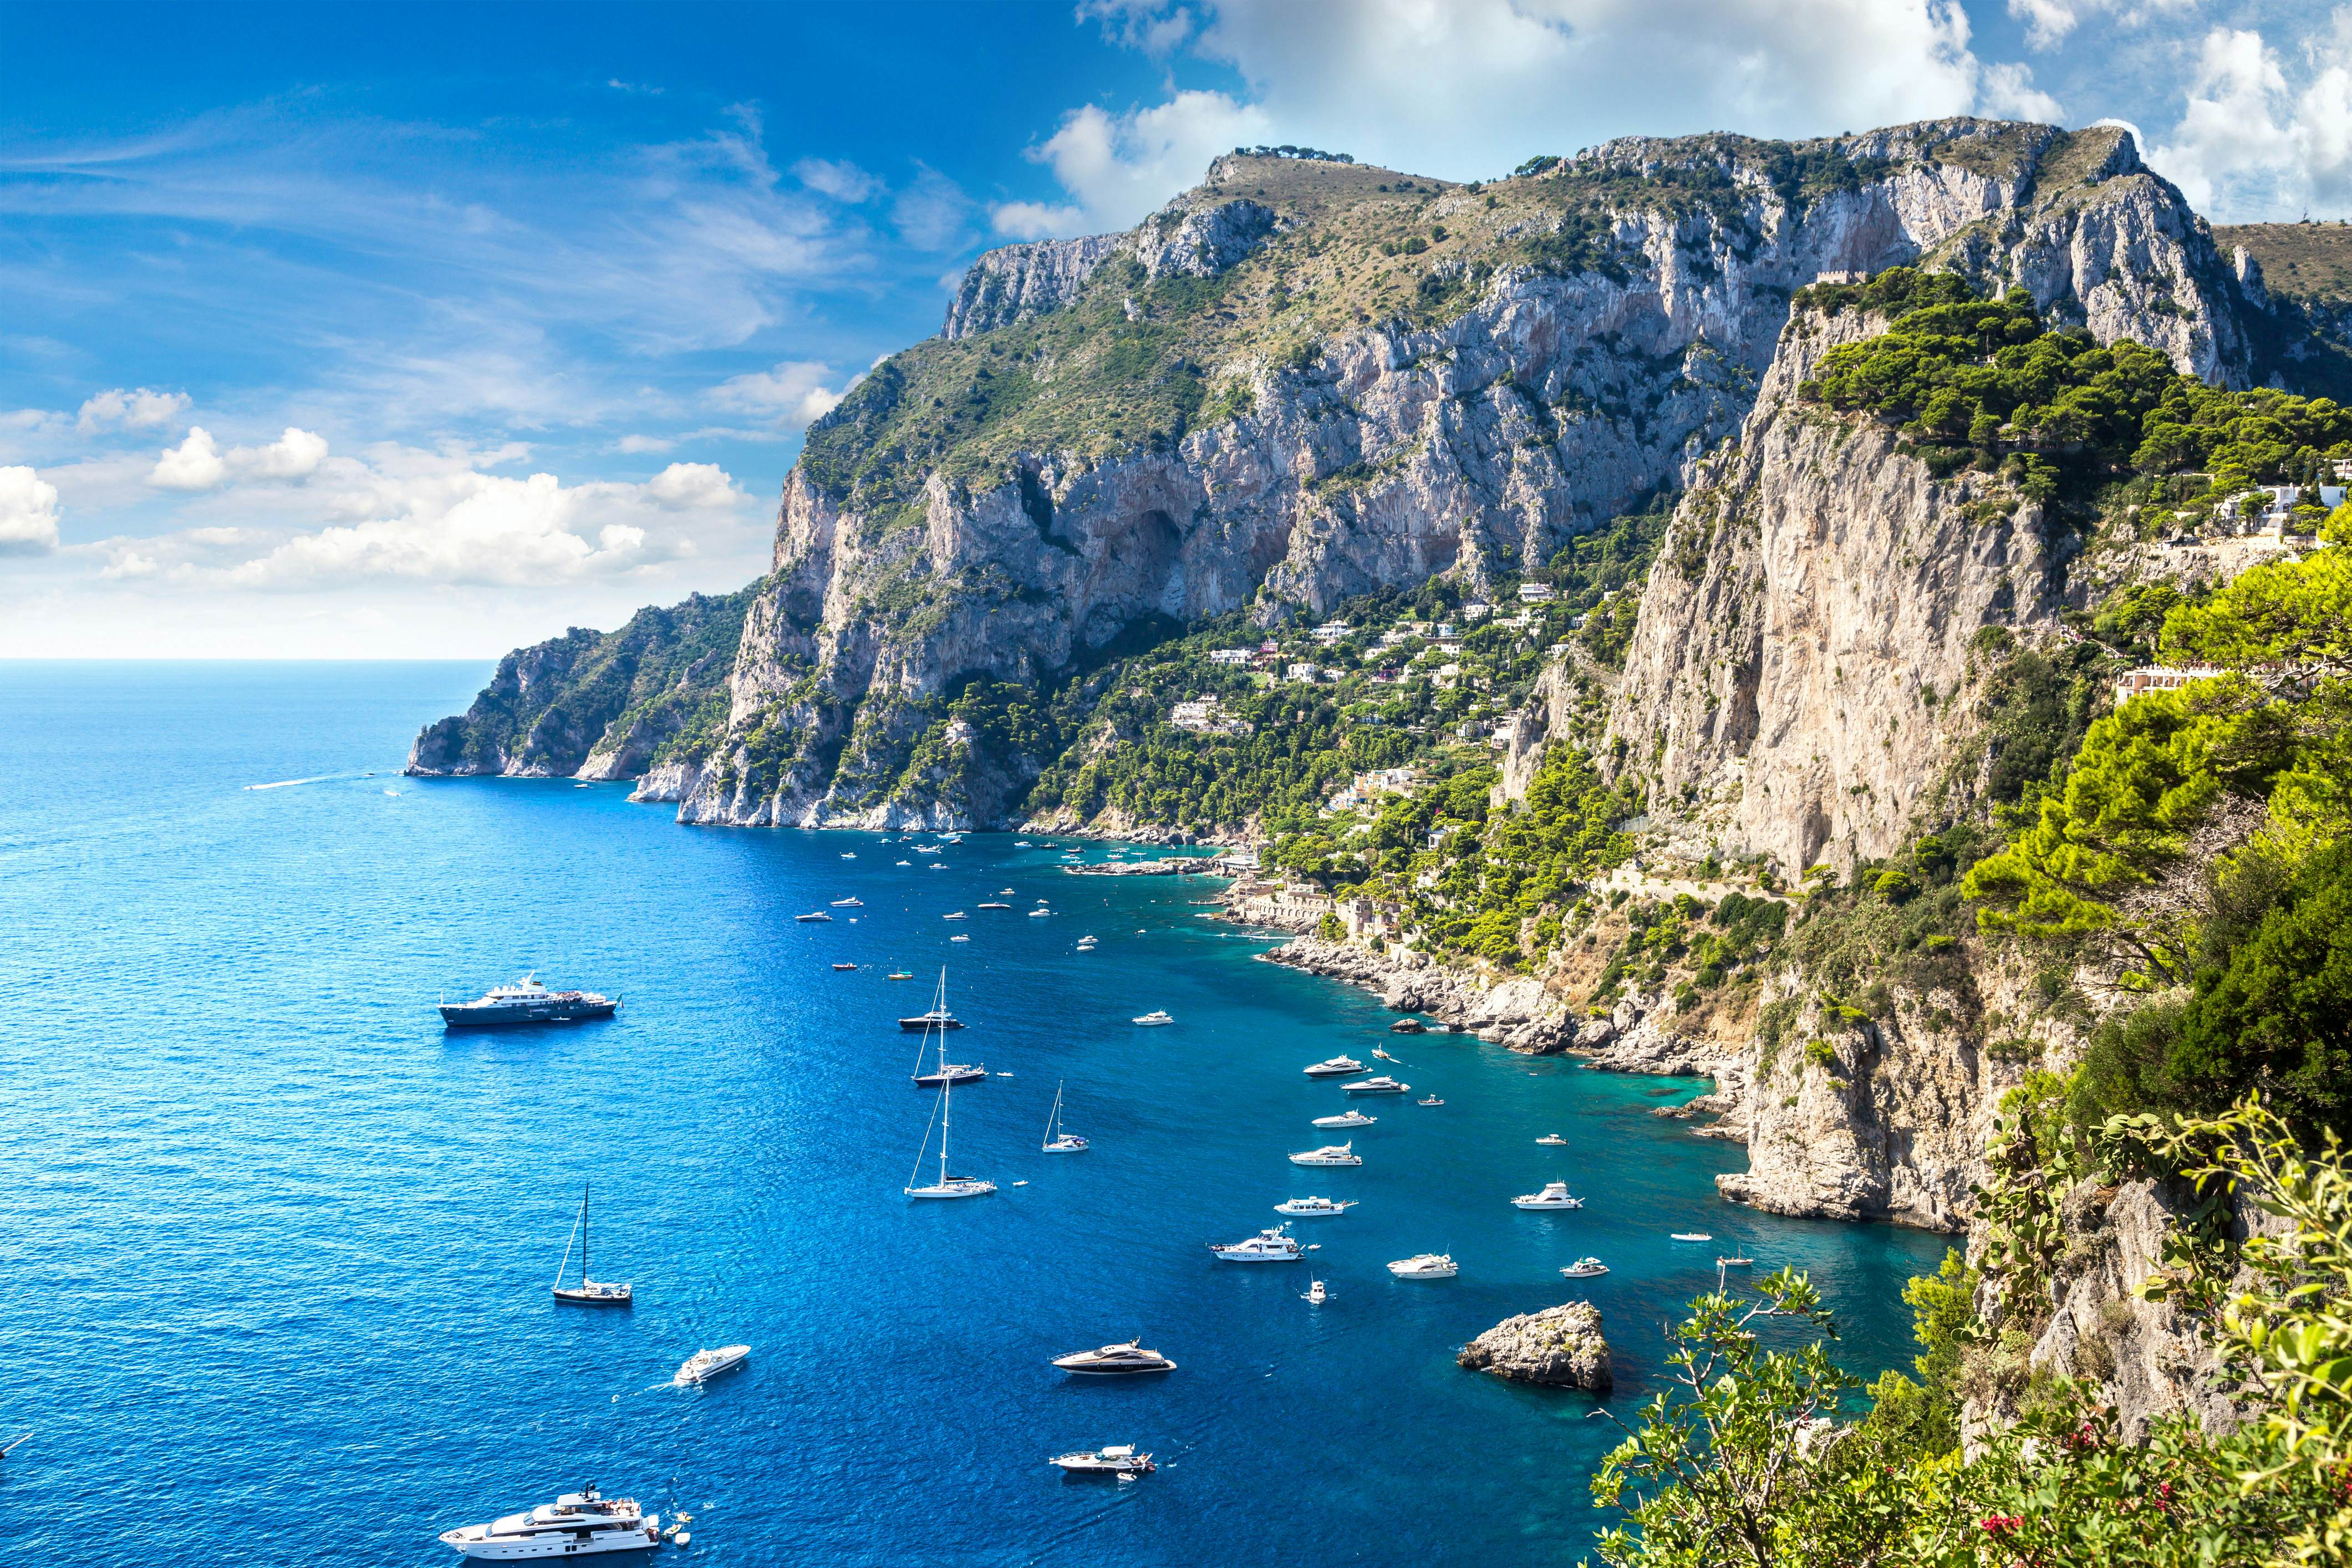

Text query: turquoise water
(0, 662), (1950, 1566)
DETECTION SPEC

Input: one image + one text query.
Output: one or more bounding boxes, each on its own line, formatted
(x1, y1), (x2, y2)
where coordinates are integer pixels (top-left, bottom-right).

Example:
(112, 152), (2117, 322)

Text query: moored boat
(1048, 1444), (1155, 1475)
(673, 1344), (750, 1385)
(1274, 1196), (1356, 1216)
(1512, 1182), (1585, 1211)
(1312, 1109), (1375, 1128)
(1341, 1075), (1408, 1095)
(795, 912), (832, 923)
(548, 1185), (632, 1307)
(1301, 1056), (1366, 1078)
(440, 975), (618, 1029)
(1386, 1253), (1458, 1280)
(1207, 1225), (1304, 1262)
(1560, 1257), (1609, 1279)
(1289, 1142), (1362, 1167)
(437, 1483), (660, 1559)
(1051, 1340), (1177, 1376)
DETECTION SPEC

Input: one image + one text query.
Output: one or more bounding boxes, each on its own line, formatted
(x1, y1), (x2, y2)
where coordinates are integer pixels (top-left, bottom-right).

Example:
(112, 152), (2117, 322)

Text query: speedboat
(1048, 1444), (1154, 1476)
(832, 963), (858, 971)
(896, 859), (912, 866)
(1513, 1182), (1585, 1210)
(1386, 1253), (1458, 1280)
(1302, 1056), (1366, 1078)
(841, 852), (856, 859)
(1133, 1010), (1173, 1026)
(1389, 1018), (1427, 1034)
(1671, 1231), (1713, 1242)
(1302, 1279), (1327, 1304)
(1341, 1076), (1408, 1095)
(1289, 1143), (1362, 1167)
(438, 1483), (660, 1559)
(949, 934), (970, 943)
(913, 844), (941, 854)
(1274, 1196), (1356, 1216)
(998, 888), (1015, 895)
(831, 897), (864, 907)
(944, 912), (968, 920)
(1015, 841), (1031, 847)
(1312, 1109), (1375, 1129)
(1029, 908), (1052, 918)
(887, 971), (914, 981)
(1207, 1225), (1304, 1262)
(673, 1344), (750, 1385)
(1417, 1096), (1444, 1106)
(978, 902), (1011, 910)
(1560, 1258), (1609, 1279)
(1535, 1134), (1568, 1146)
(1076, 937), (1098, 951)
(795, 912), (833, 923)
(1052, 1340), (1177, 1376)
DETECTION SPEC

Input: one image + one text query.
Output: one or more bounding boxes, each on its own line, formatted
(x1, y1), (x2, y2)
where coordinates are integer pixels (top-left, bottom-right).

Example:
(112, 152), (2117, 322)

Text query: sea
(0, 661), (1951, 1567)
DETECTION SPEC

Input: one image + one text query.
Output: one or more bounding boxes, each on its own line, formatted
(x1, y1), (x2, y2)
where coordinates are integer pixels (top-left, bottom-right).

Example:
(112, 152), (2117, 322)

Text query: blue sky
(2, 0), (2345, 658)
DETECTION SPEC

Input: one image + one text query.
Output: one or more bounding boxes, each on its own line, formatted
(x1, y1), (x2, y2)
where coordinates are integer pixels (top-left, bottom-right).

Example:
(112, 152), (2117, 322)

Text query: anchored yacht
(548, 1185), (631, 1306)
(1274, 1196), (1356, 1216)
(795, 912), (833, 923)
(1341, 1076), (1408, 1095)
(1289, 1142), (1362, 1167)
(1132, 1010), (1173, 1026)
(1049, 1444), (1155, 1476)
(1301, 1056), (1366, 1078)
(1312, 1110), (1376, 1129)
(1560, 1258), (1609, 1279)
(439, 976), (618, 1029)
(1041, 1080), (1088, 1153)
(437, 1483), (660, 1559)
(1534, 1134), (1568, 1146)
(905, 971), (995, 1200)
(673, 1344), (750, 1385)
(1208, 1225), (1304, 1262)
(831, 897), (864, 908)
(1052, 1340), (1177, 1376)
(1513, 1182), (1585, 1210)
(1387, 1253), (1458, 1280)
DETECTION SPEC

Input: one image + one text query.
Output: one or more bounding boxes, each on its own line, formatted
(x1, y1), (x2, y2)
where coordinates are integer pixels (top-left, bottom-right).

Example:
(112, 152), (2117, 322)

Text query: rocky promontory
(1458, 1301), (1613, 1390)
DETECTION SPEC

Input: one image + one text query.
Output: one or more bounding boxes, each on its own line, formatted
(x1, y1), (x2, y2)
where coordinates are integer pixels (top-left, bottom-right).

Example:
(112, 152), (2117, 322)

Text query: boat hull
(439, 1523), (660, 1559)
(551, 1282), (632, 1306)
(440, 998), (618, 1029)
(899, 1017), (965, 1031)
(912, 1067), (986, 1086)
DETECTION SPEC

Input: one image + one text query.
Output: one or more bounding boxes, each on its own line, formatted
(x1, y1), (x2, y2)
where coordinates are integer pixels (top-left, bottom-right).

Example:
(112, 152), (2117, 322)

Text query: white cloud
(794, 156), (880, 202)
(2145, 18), (2352, 220)
(645, 461), (737, 508)
(1980, 60), (2066, 123)
(706, 360), (848, 428)
(150, 427), (227, 491)
(146, 425), (329, 491)
(2005, 0), (2193, 53)
(995, 89), (1273, 237)
(77, 386), (191, 435)
(0, 466), (62, 555)
(616, 434), (676, 454)
(892, 166), (976, 251)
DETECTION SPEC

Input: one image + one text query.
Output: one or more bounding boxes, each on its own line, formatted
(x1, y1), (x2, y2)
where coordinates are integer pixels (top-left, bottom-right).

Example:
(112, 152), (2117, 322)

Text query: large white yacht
(1312, 1109), (1376, 1129)
(1386, 1253), (1458, 1279)
(439, 976), (618, 1029)
(1289, 1142), (1362, 1166)
(1048, 1444), (1155, 1475)
(1341, 1075), (1409, 1095)
(1513, 1182), (1586, 1210)
(1301, 1056), (1366, 1078)
(1207, 1225), (1304, 1262)
(1274, 1196), (1356, 1216)
(673, 1344), (750, 1385)
(437, 1483), (661, 1559)
(1051, 1340), (1178, 1376)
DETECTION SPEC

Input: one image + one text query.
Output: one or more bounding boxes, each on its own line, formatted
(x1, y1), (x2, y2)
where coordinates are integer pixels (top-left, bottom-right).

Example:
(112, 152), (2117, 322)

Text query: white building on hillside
(1311, 620), (1351, 644)
(1207, 648), (1252, 666)
(2115, 665), (2224, 704)
(1518, 582), (1556, 603)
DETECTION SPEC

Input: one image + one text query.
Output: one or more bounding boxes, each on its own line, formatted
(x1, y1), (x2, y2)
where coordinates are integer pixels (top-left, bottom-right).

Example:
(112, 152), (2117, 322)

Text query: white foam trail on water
(244, 775), (339, 791)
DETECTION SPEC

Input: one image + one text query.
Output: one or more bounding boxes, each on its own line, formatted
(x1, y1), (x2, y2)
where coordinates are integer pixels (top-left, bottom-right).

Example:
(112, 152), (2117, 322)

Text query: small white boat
(1049, 1444), (1155, 1475)
(929, 862), (947, 869)
(1302, 1279), (1327, 1304)
(949, 934), (970, 943)
(1535, 1134), (1568, 1146)
(1133, 1010), (1173, 1026)
(1387, 1253), (1458, 1280)
(1274, 1197), (1356, 1216)
(1041, 1080), (1088, 1153)
(1208, 1225), (1304, 1262)
(1052, 1340), (1177, 1376)
(1015, 841), (1031, 847)
(673, 1344), (750, 1385)
(1417, 1096), (1444, 1106)
(896, 859), (912, 866)
(1029, 908), (1052, 918)
(841, 852), (857, 859)
(914, 844), (942, 854)
(795, 912), (833, 923)
(1560, 1257), (1609, 1279)
(1341, 1076), (1408, 1095)
(437, 1483), (660, 1559)
(1289, 1142), (1362, 1167)
(1312, 1110), (1375, 1129)
(1671, 1231), (1713, 1242)
(831, 897), (864, 907)
(978, 902), (1012, 910)
(1718, 1255), (1754, 1267)
(999, 888), (1016, 895)
(1301, 1056), (1366, 1078)
(1513, 1182), (1585, 1211)
(944, 911), (968, 920)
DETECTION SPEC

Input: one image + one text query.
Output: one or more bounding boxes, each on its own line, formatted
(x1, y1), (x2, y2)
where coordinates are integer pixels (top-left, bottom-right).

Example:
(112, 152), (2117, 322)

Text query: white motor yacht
(1302, 1279), (1327, 1304)
(1274, 1196), (1356, 1216)
(831, 897), (864, 907)
(794, 911), (832, 923)
(1387, 1253), (1458, 1280)
(1535, 1134), (1568, 1146)
(896, 859), (912, 866)
(1133, 1010), (1173, 1026)
(1670, 1231), (1714, 1242)
(944, 911), (968, 921)
(1052, 1340), (1177, 1376)
(1561, 1258), (1609, 1279)
(1049, 1444), (1155, 1476)
(978, 901), (1012, 910)
(1208, 1225), (1304, 1262)
(1513, 1182), (1586, 1210)
(1301, 1056), (1366, 1078)
(1029, 908), (1052, 918)
(1289, 1142), (1362, 1167)
(913, 844), (941, 854)
(438, 1483), (660, 1559)
(673, 1344), (750, 1385)
(1312, 1109), (1376, 1129)
(1341, 1075), (1408, 1095)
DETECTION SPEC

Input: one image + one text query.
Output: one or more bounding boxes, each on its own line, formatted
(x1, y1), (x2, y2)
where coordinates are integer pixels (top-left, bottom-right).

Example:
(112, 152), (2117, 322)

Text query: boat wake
(243, 773), (344, 791)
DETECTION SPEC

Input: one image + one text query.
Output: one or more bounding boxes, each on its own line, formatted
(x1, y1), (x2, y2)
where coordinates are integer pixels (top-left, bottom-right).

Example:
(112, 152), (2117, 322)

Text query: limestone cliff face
(1606, 308), (2069, 878)
(679, 120), (2245, 830)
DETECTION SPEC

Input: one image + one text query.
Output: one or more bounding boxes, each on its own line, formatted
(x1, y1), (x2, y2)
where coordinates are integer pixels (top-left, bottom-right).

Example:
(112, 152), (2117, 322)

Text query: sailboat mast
(580, 1184), (589, 1285)
(939, 1073), (952, 1184)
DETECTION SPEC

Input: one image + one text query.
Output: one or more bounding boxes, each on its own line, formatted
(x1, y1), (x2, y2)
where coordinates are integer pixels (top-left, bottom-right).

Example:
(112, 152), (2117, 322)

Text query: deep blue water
(0, 661), (1951, 1567)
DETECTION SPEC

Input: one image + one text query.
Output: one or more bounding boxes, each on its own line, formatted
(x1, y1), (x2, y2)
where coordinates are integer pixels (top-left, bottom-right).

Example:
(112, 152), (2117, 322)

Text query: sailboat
(1041, 1080), (1089, 1153)
(905, 1057), (996, 1200)
(550, 1184), (632, 1305)
(909, 970), (984, 1086)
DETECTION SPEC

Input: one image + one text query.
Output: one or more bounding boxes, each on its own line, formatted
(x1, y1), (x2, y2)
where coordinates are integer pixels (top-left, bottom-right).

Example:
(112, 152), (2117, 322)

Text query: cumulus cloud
(994, 89), (1272, 238)
(706, 360), (850, 427)
(77, 386), (192, 435)
(0, 466), (63, 555)
(615, 434), (676, 454)
(147, 425), (330, 491)
(2145, 18), (2352, 220)
(2006, 0), (2193, 53)
(794, 156), (880, 202)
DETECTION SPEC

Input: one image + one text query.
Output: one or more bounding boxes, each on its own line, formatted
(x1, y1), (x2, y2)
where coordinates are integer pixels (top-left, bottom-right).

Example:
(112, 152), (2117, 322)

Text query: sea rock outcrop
(1458, 1301), (1613, 1390)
